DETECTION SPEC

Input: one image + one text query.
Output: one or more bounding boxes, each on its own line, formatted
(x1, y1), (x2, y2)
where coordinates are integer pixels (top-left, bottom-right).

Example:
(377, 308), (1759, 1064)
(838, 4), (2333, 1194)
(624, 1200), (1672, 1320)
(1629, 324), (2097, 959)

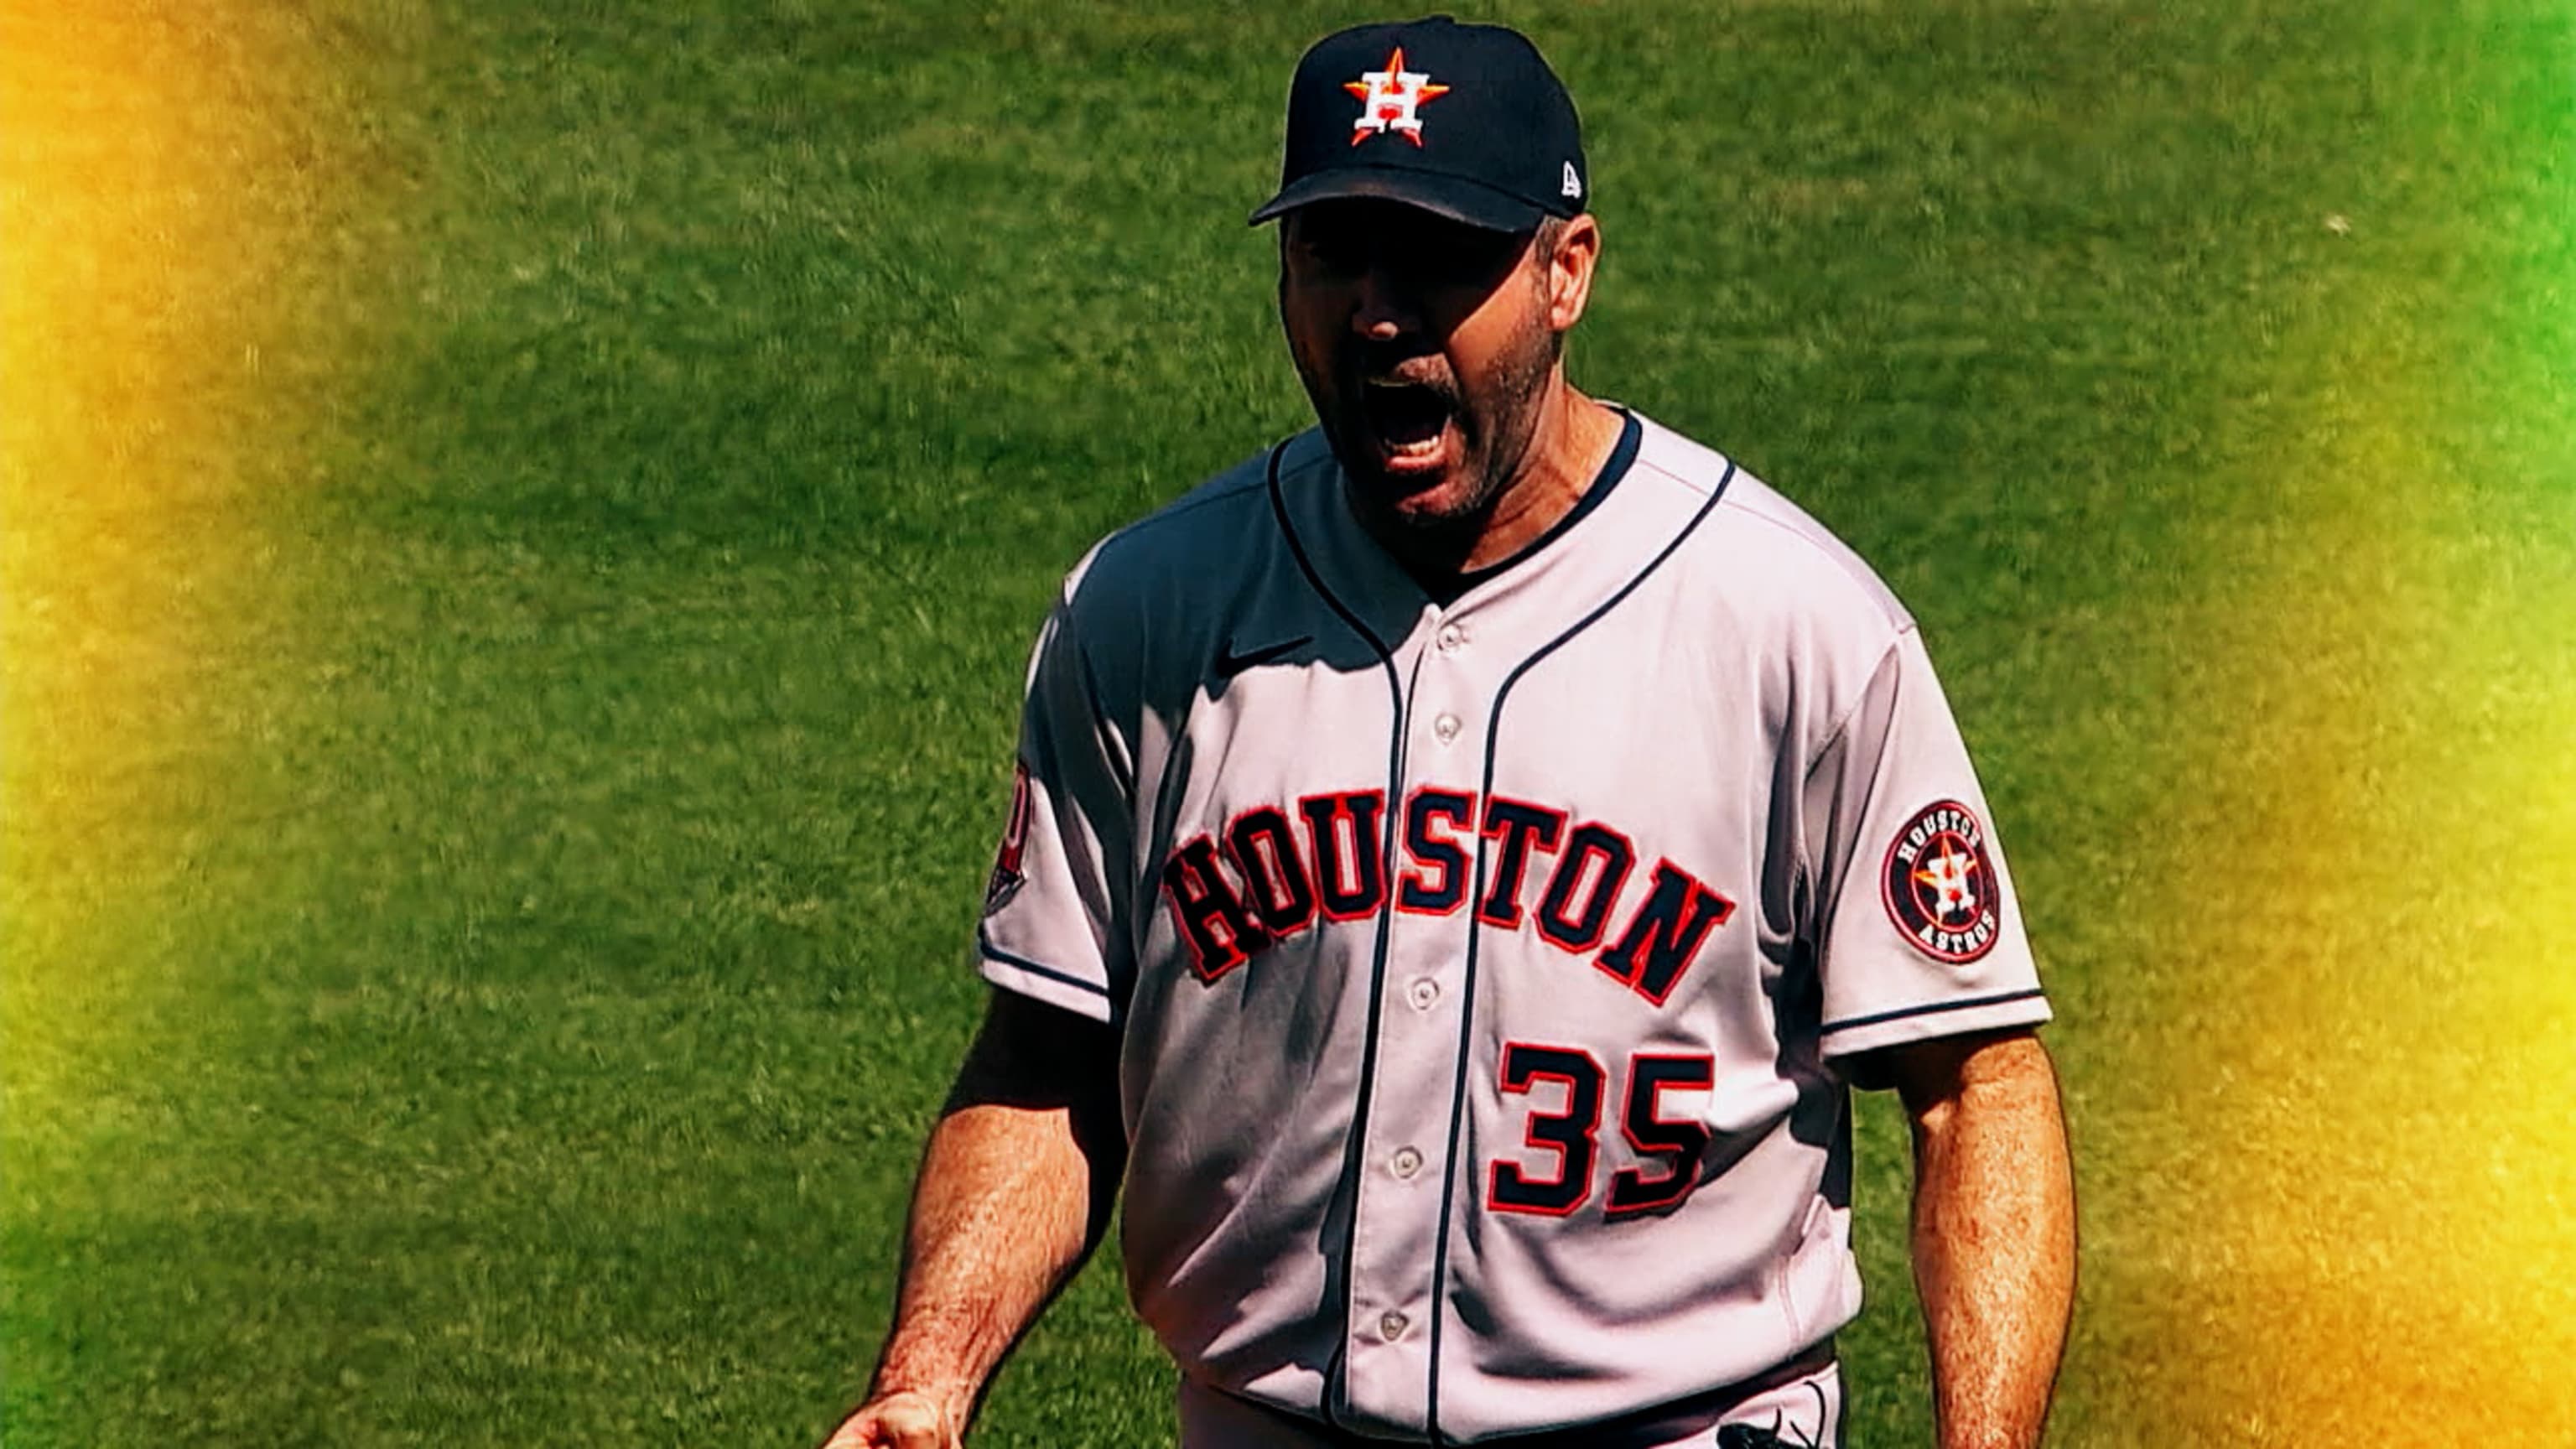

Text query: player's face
(1278, 200), (1575, 531)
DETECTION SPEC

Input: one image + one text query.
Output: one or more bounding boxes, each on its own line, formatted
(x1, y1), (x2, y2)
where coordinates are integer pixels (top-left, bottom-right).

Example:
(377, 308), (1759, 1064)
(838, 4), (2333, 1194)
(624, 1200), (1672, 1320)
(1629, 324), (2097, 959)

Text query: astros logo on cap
(1345, 46), (1450, 147)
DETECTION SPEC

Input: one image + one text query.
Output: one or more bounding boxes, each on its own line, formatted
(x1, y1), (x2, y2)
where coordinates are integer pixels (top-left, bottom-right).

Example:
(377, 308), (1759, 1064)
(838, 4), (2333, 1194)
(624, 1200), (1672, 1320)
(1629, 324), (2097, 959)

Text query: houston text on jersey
(1158, 783), (1737, 1002)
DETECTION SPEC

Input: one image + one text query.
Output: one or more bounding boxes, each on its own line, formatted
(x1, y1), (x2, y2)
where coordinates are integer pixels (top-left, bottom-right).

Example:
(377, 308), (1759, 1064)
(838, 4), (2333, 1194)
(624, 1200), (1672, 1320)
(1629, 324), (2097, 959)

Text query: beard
(1299, 288), (1565, 545)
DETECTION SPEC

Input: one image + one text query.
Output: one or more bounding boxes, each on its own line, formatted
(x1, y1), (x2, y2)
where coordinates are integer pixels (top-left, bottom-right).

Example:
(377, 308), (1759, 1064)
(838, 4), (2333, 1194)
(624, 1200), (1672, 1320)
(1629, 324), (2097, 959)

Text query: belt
(1218, 1336), (1837, 1447)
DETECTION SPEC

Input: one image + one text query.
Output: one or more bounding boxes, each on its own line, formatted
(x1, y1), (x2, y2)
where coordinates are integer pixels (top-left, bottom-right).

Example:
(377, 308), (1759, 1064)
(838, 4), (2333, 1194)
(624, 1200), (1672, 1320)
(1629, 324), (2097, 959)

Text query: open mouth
(1359, 377), (1456, 469)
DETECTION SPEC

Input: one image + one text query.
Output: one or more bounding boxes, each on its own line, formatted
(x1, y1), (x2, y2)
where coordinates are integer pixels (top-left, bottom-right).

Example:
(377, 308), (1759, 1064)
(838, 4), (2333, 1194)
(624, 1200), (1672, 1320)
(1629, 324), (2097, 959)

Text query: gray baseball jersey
(974, 410), (2049, 1444)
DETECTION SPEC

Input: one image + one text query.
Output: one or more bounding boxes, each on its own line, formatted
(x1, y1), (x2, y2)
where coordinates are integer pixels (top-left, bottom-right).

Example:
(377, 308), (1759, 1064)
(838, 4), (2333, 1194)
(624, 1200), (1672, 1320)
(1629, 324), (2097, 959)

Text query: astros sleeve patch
(1878, 798), (2003, 964)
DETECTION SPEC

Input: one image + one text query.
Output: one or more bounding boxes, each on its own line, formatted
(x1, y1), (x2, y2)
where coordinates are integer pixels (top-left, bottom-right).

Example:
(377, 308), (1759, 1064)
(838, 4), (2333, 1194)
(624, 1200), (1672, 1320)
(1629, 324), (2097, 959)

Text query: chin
(1356, 472), (1493, 537)
(1385, 482), (1484, 527)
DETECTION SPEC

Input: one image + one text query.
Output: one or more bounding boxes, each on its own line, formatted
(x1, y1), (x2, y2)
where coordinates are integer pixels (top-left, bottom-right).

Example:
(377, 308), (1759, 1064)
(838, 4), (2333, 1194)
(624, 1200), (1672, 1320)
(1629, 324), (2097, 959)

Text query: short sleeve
(1805, 628), (2049, 1061)
(974, 596), (1136, 1023)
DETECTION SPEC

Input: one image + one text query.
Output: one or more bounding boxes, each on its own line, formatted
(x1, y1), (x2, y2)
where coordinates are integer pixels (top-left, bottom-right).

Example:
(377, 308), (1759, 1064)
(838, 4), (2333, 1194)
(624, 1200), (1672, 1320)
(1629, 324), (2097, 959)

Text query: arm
(1878, 1028), (2075, 1449)
(821, 989), (1127, 1449)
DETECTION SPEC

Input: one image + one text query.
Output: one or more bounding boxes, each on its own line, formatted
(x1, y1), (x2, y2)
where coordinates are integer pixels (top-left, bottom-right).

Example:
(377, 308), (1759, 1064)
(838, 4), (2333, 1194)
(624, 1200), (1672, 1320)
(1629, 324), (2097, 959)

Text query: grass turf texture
(6, 1), (2571, 1445)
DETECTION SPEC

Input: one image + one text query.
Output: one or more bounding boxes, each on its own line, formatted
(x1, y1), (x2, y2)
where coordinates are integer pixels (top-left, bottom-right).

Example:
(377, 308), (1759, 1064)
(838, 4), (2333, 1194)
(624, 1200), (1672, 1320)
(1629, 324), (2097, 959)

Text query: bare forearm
(853, 992), (1126, 1441)
(868, 1100), (1101, 1422)
(1907, 1036), (2076, 1449)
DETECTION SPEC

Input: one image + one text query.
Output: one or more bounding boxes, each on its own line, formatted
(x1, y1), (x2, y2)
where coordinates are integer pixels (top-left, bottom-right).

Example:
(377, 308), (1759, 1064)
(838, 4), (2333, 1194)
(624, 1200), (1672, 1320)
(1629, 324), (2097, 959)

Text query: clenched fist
(819, 1389), (965, 1449)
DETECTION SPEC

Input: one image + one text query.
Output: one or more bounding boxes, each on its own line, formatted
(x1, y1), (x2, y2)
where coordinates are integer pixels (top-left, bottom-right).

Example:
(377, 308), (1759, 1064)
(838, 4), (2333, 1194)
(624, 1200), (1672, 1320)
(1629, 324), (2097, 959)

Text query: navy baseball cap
(1249, 16), (1588, 233)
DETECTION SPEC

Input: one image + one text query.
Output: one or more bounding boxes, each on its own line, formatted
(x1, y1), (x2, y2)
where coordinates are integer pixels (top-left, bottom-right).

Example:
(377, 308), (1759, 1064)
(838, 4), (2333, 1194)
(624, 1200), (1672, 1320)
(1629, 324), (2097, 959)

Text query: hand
(818, 1389), (965, 1449)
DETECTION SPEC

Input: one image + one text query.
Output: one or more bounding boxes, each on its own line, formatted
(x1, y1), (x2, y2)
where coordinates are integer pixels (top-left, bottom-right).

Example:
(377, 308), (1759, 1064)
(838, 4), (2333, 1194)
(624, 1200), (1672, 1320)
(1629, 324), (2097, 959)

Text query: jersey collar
(1270, 409), (1731, 655)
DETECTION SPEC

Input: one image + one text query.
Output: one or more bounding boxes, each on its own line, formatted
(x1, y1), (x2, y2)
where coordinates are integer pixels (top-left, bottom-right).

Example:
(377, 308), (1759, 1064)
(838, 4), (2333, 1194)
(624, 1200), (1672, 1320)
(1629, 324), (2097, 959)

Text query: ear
(1545, 214), (1602, 334)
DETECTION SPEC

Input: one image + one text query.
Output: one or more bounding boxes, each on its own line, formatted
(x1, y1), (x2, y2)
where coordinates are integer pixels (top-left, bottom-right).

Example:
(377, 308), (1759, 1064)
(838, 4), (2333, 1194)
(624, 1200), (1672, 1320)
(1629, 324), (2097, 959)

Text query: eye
(1293, 227), (1368, 277)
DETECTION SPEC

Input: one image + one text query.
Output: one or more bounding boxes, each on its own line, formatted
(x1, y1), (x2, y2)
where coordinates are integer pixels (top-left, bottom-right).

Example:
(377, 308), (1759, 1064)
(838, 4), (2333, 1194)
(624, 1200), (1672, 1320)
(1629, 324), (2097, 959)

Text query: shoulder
(1028, 433), (1342, 727)
(1053, 433), (1312, 619)
(1629, 413), (1914, 642)
(1624, 413), (1924, 735)
(1040, 432), (1339, 702)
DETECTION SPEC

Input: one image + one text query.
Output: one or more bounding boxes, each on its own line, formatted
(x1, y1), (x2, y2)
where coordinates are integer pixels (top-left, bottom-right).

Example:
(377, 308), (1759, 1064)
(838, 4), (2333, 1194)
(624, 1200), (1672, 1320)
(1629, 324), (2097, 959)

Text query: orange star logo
(1912, 840), (1981, 923)
(1344, 46), (1452, 148)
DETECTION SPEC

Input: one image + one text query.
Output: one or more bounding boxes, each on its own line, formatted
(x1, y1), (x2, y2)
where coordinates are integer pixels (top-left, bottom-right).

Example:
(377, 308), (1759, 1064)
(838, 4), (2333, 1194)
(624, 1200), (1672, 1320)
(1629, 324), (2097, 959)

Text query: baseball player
(823, 18), (2074, 1449)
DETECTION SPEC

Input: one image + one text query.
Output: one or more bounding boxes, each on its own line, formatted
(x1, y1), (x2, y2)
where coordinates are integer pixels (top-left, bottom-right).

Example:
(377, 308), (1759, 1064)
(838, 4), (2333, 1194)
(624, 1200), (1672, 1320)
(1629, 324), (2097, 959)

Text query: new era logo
(1561, 161), (1582, 199)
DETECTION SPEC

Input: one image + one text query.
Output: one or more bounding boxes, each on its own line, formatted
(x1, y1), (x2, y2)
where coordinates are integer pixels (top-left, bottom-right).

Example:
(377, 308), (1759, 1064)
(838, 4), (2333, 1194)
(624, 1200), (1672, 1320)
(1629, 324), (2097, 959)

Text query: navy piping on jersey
(1421, 453), (1737, 1442)
(1423, 412), (1642, 605)
(1263, 439), (1412, 1433)
(976, 927), (1114, 1001)
(1817, 986), (2047, 1036)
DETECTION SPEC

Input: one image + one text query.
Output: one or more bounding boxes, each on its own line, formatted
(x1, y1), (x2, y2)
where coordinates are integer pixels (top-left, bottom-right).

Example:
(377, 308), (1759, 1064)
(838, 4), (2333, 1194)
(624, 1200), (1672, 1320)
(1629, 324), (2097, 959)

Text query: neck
(1372, 376), (1624, 584)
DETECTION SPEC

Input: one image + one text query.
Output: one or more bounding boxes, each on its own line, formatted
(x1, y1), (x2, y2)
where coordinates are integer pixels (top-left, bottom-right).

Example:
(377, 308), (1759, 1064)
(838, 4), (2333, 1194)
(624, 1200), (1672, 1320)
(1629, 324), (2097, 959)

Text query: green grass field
(7, 2), (2573, 1445)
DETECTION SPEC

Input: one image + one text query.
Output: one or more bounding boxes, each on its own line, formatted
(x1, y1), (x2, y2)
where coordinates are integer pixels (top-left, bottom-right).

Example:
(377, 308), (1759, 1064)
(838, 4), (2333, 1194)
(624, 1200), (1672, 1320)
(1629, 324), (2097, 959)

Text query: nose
(1353, 262), (1421, 343)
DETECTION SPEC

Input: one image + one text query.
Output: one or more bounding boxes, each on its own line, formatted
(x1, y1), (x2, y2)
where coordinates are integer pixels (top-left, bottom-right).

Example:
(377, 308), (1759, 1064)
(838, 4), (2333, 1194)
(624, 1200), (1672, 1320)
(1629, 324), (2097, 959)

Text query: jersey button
(1379, 1311), (1409, 1342)
(1406, 978), (1440, 1010)
(1390, 1145), (1423, 1179)
(1432, 712), (1461, 743)
(1435, 623), (1465, 654)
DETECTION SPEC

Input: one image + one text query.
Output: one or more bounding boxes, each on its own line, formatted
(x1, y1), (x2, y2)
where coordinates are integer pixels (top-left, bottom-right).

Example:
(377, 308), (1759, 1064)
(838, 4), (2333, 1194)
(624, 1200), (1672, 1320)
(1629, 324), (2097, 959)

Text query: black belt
(1215, 1336), (1836, 1447)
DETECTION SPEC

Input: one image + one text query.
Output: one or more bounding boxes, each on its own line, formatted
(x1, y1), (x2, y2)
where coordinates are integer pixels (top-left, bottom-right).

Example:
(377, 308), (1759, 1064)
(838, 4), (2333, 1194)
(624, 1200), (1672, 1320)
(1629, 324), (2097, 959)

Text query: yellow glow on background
(3, 0), (340, 1152)
(2107, 174), (2576, 1436)
(2231, 453), (2573, 1432)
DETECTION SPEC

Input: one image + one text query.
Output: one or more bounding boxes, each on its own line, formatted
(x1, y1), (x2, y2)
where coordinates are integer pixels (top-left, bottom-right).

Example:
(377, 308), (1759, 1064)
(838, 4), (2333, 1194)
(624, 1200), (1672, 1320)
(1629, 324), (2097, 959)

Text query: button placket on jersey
(1423, 615), (1472, 755)
(1335, 610), (1491, 1432)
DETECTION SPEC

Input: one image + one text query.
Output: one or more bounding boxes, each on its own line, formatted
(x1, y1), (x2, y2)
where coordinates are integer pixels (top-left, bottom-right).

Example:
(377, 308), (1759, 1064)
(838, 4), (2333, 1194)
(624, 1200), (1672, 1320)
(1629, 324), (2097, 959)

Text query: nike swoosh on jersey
(1213, 634), (1313, 678)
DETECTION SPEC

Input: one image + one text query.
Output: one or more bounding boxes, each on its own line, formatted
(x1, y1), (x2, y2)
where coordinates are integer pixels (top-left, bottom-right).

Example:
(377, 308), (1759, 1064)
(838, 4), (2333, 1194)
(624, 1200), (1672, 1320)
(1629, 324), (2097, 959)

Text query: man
(824, 17), (2074, 1448)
